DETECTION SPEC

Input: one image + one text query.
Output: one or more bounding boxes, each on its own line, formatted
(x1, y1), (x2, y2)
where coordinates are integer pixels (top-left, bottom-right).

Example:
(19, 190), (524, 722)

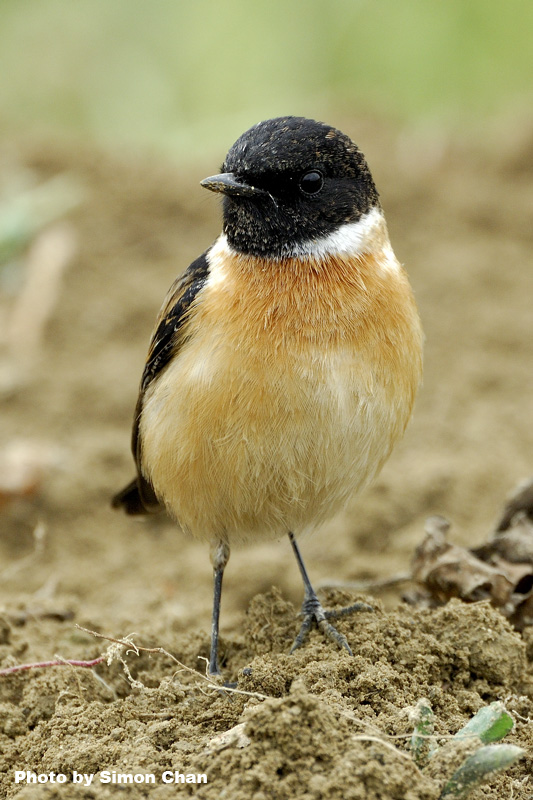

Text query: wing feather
(112, 250), (210, 514)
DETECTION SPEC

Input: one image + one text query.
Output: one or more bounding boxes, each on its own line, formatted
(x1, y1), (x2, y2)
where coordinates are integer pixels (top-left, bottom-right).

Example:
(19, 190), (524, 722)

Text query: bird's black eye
(298, 170), (324, 195)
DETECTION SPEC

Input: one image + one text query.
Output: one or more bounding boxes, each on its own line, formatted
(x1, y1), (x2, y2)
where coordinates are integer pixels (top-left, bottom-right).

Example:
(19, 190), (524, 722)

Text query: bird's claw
(290, 596), (373, 656)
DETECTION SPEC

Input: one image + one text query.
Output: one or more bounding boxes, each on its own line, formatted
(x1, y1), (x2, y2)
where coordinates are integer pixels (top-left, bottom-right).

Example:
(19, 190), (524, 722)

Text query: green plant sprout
(410, 700), (524, 799)
(410, 697), (437, 765)
(440, 743), (524, 799)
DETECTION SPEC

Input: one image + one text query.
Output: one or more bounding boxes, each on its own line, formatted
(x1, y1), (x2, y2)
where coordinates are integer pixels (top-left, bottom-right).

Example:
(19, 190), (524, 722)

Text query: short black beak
(200, 172), (266, 198)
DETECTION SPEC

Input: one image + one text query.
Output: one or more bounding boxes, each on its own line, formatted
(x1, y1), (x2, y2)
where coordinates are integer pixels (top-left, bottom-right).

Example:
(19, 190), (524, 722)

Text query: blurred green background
(0, 0), (532, 160)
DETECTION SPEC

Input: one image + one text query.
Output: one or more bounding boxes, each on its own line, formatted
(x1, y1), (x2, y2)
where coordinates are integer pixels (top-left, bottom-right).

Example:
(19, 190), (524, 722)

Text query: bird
(112, 116), (423, 676)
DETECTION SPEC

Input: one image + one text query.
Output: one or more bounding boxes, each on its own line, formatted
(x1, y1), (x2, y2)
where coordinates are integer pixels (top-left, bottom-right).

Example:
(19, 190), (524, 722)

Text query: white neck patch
(284, 206), (387, 259)
(209, 206), (399, 275)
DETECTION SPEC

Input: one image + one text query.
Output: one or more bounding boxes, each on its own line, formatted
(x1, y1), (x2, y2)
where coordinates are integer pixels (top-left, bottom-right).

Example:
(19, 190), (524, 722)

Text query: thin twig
(0, 656), (105, 676)
(76, 625), (269, 700)
(318, 572), (412, 593)
(351, 734), (413, 760)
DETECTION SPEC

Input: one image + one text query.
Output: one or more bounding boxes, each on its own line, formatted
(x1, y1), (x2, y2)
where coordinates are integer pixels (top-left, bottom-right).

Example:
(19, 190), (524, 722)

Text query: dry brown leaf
(495, 477), (533, 532)
(411, 485), (533, 630)
(412, 516), (516, 606)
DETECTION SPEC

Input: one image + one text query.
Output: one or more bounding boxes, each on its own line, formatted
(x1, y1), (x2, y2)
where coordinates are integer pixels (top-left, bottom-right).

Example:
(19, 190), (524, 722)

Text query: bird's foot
(290, 592), (373, 656)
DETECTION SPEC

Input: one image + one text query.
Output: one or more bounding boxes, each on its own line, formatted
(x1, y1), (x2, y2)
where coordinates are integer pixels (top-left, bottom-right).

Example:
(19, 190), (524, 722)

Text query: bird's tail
(112, 478), (160, 515)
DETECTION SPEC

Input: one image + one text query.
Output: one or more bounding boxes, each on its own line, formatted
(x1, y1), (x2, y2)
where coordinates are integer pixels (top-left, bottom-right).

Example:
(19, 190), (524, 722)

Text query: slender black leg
(288, 531), (372, 656)
(209, 541), (230, 676)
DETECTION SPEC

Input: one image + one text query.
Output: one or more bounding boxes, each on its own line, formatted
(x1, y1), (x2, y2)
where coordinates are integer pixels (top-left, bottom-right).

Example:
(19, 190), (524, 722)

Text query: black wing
(112, 250), (210, 515)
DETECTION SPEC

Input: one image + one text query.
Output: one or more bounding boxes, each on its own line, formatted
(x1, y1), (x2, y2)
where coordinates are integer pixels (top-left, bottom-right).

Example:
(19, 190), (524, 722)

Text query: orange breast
(139, 241), (423, 545)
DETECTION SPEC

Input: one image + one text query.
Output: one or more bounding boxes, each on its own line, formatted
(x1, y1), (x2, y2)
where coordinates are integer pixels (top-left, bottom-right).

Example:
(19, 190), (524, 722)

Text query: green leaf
(410, 698), (437, 765)
(454, 702), (514, 744)
(440, 744), (524, 799)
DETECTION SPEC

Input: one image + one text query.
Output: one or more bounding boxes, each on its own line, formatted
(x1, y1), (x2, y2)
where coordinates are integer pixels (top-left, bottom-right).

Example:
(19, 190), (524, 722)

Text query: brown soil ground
(0, 118), (532, 799)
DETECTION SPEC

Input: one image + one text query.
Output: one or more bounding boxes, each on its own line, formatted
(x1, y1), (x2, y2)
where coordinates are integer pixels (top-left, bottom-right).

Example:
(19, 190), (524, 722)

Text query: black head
(201, 116), (380, 258)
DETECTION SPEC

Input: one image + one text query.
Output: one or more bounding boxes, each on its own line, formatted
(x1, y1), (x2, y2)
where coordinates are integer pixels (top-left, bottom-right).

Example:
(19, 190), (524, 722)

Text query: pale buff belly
(139, 334), (409, 546)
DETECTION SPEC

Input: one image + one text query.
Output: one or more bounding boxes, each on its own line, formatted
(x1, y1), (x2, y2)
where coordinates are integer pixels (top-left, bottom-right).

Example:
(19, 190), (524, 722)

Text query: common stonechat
(113, 116), (423, 675)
